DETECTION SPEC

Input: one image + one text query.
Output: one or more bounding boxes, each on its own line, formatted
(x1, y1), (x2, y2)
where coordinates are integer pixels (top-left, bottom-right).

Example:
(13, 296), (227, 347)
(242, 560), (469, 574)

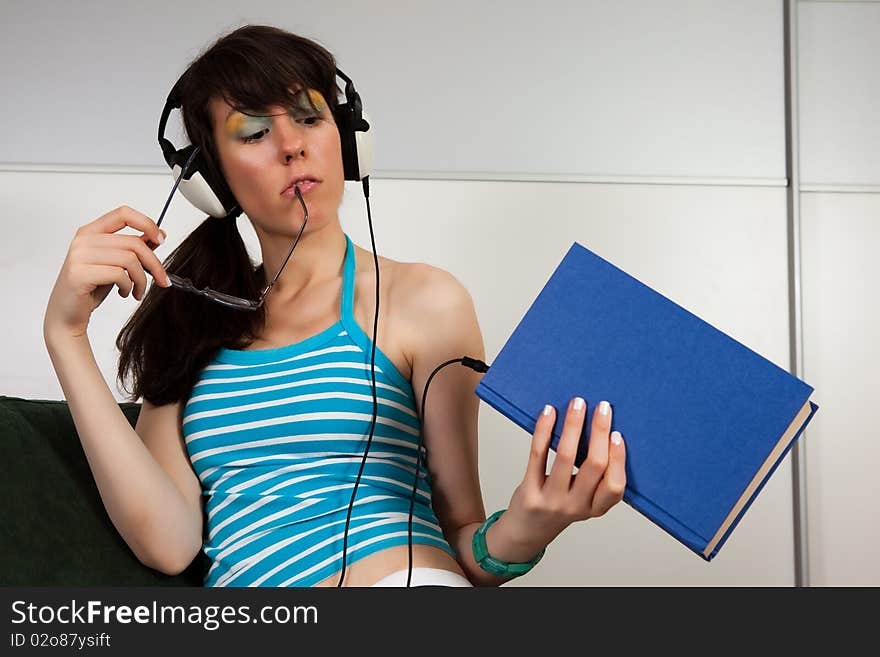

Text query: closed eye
(242, 129), (268, 143)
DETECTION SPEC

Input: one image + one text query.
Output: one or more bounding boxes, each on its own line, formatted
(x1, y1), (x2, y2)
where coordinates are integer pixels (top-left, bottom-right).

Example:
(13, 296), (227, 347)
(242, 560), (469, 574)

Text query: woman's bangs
(217, 59), (334, 118)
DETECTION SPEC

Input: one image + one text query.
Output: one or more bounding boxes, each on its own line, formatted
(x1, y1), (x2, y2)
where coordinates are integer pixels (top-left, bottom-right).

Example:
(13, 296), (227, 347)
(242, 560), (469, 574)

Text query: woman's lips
(281, 180), (319, 196)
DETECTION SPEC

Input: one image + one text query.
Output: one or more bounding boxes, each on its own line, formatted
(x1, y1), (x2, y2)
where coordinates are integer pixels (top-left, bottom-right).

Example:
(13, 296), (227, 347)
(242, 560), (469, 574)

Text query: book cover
(474, 242), (819, 561)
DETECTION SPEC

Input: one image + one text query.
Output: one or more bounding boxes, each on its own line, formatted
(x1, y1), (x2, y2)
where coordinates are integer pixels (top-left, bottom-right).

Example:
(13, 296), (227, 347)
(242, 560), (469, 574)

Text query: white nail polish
(573, 397), (585, 411)
(598, 400), (610, 416)
(611, 431), (622, 445)
(157, 233), (165, 245)
(543, 404), (553, 416)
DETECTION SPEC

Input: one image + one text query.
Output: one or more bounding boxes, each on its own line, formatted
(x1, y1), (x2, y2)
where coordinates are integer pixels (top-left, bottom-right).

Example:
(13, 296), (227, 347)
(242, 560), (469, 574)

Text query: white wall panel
(799, 1), (880, 186)
(800, 192), (880, 586)
(1, 0), (785, 181)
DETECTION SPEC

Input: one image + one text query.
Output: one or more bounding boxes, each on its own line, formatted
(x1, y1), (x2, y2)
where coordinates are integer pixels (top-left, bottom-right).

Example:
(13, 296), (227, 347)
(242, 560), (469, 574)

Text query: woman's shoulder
(352, 243), (473, 312)
(351, 244), (483, 371)
(385, 256), (485, 377)
(390, 257), (474, 316)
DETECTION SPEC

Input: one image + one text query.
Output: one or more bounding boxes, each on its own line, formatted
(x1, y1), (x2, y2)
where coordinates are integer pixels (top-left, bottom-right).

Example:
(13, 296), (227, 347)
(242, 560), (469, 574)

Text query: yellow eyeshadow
(225, 113), (245, 135)
(225, 112), (273, 139)
(306, 89), (326, 112)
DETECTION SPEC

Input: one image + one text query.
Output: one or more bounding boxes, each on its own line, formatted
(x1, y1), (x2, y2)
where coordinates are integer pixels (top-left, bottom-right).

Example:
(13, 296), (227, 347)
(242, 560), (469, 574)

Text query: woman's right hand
(44, 205), (172, 341)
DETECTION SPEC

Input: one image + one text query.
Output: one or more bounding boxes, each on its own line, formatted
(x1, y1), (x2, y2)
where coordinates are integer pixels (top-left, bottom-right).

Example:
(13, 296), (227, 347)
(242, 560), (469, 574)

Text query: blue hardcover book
(475, 242), (819, 562)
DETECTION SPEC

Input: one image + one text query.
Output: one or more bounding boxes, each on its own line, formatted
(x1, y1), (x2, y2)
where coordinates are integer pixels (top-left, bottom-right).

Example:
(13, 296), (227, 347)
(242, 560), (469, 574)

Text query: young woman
(42, 24), (627, 587)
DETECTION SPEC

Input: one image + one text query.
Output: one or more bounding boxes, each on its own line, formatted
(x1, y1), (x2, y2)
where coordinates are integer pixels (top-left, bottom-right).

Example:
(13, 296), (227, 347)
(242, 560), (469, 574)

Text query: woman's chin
(284, 207), (330, 235)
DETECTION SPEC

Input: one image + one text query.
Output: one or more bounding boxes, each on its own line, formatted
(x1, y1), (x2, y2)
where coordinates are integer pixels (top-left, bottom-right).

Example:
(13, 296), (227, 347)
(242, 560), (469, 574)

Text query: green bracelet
(472, 509), (545, 577)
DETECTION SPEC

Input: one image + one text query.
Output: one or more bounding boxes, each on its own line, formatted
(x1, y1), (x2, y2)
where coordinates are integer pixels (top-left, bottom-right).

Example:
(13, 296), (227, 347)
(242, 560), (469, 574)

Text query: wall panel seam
(0, 163), (789, 188)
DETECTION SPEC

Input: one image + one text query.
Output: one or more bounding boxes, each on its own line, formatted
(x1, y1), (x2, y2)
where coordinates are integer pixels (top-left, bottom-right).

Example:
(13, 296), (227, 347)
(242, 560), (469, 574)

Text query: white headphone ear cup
(172, 165), (228, 218)
(355, 110), (375, 180)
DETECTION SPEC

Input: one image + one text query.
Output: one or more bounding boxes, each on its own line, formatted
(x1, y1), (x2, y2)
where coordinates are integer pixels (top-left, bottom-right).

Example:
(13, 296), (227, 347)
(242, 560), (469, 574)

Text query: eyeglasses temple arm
(260, 186), (309, 298)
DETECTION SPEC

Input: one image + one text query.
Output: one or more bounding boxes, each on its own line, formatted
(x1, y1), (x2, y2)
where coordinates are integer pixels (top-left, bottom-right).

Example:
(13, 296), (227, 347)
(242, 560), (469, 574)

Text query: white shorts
(370, 567), (473, 587)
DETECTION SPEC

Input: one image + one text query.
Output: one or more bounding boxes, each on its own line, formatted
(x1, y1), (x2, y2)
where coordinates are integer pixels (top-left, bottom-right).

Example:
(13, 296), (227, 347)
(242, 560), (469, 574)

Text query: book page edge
(703, 398), (814, 558)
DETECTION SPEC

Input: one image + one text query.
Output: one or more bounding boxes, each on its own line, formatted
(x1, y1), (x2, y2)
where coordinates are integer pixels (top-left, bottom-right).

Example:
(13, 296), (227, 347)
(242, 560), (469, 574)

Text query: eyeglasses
(154, 147), (308, 311)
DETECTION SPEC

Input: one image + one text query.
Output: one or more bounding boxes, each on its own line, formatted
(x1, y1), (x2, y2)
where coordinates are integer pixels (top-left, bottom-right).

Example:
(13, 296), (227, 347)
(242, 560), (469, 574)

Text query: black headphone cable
(406, 356), (488, 587)
(336, 176), (378, 586)
(335, 176), (491, 587)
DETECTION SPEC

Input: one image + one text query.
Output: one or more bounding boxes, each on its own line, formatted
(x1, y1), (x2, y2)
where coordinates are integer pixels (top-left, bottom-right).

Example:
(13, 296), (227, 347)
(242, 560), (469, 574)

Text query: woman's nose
(275, 116), (306, 160)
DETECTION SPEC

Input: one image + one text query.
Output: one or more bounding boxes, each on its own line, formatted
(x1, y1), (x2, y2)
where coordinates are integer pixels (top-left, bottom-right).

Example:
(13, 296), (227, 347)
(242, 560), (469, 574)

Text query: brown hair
(116, 24), (341, 406)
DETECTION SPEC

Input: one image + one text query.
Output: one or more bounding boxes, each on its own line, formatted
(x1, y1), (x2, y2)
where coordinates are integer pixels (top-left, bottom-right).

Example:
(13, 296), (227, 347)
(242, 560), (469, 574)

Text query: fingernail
(163, 273), (171, 287)
(157, 232), (165, 245)
(598, 400), (610, 416)
(573, 397), (585, 411)
(611, 431), (622, 445)
(543, 404), (553, 416)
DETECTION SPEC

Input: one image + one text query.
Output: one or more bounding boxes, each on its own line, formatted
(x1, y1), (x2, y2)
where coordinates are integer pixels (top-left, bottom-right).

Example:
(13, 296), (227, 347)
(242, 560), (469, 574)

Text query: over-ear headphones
(157, 66), (374, 219)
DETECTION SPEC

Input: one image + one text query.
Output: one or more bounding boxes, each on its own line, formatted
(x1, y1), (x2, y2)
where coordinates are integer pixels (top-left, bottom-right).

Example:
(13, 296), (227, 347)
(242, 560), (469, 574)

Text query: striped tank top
(182, 232), (457, 586)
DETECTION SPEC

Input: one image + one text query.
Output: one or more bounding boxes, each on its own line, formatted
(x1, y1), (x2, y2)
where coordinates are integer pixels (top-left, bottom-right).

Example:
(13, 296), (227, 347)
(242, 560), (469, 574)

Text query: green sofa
(0, 395), (209, 586)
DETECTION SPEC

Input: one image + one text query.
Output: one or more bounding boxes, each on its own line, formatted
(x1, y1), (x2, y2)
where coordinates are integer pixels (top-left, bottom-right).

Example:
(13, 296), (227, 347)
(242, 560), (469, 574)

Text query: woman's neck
(259, 222), (347, 301)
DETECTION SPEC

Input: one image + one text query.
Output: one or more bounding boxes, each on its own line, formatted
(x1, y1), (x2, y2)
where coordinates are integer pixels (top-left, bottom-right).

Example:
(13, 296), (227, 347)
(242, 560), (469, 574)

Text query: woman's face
(208, 88), (344, 235)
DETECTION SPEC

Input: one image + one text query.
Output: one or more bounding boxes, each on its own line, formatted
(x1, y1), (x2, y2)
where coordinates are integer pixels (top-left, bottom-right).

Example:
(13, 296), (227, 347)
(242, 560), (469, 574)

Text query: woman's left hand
(502, 396), (627, 552)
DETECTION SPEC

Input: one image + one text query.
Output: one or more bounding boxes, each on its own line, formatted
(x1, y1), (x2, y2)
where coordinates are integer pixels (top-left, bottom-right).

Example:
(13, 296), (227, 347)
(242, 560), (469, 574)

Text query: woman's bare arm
(44, 331), (203, 575)
(399, 264), (514, 586)
(403, 263), (628, 586)
(42, 206), (202, 576)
